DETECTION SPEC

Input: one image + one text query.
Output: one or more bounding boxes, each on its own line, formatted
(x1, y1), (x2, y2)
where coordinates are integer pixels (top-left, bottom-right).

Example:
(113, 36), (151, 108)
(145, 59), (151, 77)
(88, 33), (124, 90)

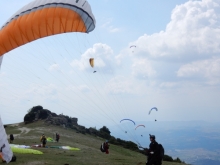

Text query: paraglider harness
(157, 144), (164, 160)
(100, 142), (110, 154)
(100, 143), (105, 152)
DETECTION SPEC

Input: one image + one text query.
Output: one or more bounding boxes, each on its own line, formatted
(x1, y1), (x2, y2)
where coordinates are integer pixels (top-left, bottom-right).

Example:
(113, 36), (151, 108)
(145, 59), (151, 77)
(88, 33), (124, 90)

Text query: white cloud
(159, 82), (177, 88)
(66, 84), (90, 93)
(177, 57), (220, 84)
(113, 0), (220, 86)
(105, 76), (134, 94)
(115, 50), (130, 66)
(0, 72), (7, 88)
(78, 85), (90, 92)
(49, 64), (60, 71)
(71, 43), (115, 74)
(24, 84), (58, 99)
(133, 0), (220, 61)
(101, 19), (120, 33)
(109, 27), (120, 33)
(0, 71), (6, 78)
(131, 58), (156, 79)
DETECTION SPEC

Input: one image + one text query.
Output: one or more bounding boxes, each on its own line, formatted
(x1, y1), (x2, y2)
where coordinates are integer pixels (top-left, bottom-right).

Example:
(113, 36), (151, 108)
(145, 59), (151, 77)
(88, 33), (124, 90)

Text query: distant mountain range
(109, 121), (220, 165)
(192, 159), (220, 165)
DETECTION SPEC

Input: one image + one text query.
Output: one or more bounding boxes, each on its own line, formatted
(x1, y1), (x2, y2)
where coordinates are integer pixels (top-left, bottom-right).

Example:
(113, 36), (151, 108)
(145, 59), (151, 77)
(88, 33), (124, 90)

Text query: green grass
(3, 121), (186, 165)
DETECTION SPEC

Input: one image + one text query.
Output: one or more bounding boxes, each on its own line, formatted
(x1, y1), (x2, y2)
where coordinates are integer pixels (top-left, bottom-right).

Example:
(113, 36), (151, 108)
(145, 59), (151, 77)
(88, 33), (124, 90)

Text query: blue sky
(0, 0), (220, 128)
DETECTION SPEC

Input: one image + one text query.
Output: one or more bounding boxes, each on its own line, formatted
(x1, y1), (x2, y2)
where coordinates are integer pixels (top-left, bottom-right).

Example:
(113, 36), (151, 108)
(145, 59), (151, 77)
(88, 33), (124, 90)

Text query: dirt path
(18, 127), (31, 134)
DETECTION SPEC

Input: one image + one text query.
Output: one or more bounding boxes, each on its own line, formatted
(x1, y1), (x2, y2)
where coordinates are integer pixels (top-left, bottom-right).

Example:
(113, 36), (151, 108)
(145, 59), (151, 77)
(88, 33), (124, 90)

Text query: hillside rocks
(23, 106), (112, 137)
(24, 105), (78, 127)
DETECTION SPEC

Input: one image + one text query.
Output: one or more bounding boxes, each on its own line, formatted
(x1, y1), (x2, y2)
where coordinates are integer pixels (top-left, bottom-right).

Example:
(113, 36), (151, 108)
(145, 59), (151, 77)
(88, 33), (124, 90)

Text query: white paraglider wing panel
(0, 117), (13, 163)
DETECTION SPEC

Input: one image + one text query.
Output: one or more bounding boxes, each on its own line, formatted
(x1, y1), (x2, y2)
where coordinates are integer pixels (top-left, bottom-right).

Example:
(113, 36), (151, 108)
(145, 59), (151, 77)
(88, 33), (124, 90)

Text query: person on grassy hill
(40, 134), (43, 143)
(139, 135), (164, 165)
(40, 134), (47, 147)
(146, 134), (160, 165)
(104, 140), (110, 154)
(56, 133), (60, 142)
(9, 134), (14, 144)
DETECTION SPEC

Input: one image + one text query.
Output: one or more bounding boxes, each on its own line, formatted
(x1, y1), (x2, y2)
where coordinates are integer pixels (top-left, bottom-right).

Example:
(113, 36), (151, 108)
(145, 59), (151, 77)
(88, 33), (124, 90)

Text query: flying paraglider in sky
(89, 58), (94, 68)
(0, 0), (96, 58)
(135, 125), (145, 130)
(130, 45), (136, 48)
(89, 58), (97, 73)
(149, 107), (158, 115)
(120, 119), (136, 125)
(129, 45), (136, 53)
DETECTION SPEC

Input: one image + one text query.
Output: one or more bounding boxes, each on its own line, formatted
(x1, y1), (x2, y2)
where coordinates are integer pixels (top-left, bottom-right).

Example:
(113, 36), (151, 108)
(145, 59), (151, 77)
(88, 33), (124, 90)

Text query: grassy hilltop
(4, 121), (188, 165)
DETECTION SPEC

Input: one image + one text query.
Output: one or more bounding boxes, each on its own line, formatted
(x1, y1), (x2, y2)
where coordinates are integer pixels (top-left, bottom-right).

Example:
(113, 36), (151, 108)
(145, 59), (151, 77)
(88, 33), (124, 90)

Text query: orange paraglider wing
(89, 58), (94, 68)
(0, 0), (96, 57)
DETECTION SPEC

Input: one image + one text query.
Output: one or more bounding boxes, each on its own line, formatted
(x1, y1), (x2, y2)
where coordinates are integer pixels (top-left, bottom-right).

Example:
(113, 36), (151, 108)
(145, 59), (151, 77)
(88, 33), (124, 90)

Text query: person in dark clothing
(104, 140), (109, 154)
(146, 134), (160, 165)
(40, 134), (47, 147)
(56, 133), (60, 142)
(10, 134), (14, 144)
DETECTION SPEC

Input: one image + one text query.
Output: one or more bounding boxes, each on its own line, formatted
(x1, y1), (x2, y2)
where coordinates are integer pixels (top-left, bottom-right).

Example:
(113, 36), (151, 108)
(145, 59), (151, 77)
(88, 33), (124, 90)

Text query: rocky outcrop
(46, 115), (78, 127)
(24, 105), (78, 127)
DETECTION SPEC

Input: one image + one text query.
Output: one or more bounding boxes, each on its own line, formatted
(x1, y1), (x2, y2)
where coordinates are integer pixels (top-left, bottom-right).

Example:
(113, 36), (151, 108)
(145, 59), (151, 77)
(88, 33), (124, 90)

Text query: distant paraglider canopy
(120, 119), (136, 125)
(130, 45), (136, 53)
(130, 45), (136, 48)
(135, 125), (145, 130)
(149, 107), (158, 115)
(89, 58), (94, 68)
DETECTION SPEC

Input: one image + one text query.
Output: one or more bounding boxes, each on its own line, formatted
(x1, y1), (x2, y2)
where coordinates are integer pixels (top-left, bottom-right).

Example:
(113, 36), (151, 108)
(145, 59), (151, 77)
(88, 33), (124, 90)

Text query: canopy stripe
(0, 0), (96, 57)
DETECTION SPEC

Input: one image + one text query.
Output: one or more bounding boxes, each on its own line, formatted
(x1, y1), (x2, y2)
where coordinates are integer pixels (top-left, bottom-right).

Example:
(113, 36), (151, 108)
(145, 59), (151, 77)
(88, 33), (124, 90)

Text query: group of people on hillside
(7, 131), (162, 164)
(100, 134), (163, 165)
(40, 133), (60, 147)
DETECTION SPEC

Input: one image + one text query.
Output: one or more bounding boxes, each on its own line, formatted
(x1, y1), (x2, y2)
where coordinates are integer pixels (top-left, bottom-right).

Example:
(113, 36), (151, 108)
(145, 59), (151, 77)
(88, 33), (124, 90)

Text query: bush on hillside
(24, 112), (35, 124)
(163, 155), (173, 161)
(38, 109), (50, 119)
(99, 126), (111, 139)
(173, 157), (182, 163)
